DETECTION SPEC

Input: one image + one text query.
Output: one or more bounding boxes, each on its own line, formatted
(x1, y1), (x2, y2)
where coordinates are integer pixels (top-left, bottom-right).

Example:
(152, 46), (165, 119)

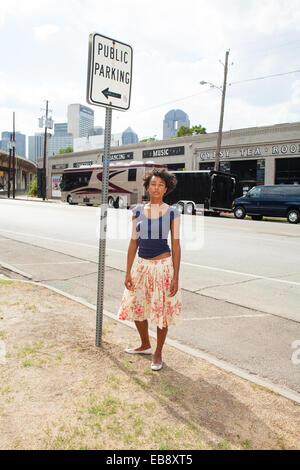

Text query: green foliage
(176, 125), (207, 137)
(139, 136), (156, 142)
(58, 146), (73, 154)
(28, 177), (37, 197)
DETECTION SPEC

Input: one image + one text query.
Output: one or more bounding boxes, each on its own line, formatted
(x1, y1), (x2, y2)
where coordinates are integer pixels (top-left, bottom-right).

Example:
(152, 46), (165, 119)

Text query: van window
(248, 186), (262, 198)
(263, 185), (300, 197)
(263, 186), (282, 198)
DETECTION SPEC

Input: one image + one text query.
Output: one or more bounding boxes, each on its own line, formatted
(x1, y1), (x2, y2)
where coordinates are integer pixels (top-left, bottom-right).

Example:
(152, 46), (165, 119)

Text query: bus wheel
(287, 209), (300, 224)
(108, 197), (114, 208)
(116, 197), (125, 209)
(234, 206), (246, 219)
(67, 195), (73, 205)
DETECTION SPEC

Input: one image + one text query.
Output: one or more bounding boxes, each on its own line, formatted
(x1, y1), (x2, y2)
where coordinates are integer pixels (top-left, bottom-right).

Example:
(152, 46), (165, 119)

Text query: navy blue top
(132, 204), (181, 259)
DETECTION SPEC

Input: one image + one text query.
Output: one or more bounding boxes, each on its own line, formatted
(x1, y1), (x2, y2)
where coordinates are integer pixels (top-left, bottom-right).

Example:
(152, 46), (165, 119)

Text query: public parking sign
(87, 33), (133, 111)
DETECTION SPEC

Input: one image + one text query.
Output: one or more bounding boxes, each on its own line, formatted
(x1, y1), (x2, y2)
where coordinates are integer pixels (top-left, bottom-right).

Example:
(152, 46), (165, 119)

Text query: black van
(233, 185), (300, 224)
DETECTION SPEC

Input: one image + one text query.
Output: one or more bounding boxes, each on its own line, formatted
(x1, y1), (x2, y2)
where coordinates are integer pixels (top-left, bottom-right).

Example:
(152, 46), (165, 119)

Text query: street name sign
(87, 33), (133, 111)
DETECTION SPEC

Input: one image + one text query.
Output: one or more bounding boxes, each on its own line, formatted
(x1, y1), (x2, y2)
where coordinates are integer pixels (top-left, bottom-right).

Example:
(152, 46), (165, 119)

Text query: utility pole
(215, 50), (230, 171)
(42, 100), (49, 200)
(12, 112), (16, 199)
(8, 133), (12, 198)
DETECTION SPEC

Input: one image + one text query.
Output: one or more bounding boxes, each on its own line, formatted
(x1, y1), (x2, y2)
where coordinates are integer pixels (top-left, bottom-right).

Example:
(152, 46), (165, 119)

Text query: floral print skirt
(118, 256), (182, 329)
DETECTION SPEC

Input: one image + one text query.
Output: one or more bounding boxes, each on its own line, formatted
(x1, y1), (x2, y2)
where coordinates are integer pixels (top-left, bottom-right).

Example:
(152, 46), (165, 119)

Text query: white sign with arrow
(87, 33), (133, 111)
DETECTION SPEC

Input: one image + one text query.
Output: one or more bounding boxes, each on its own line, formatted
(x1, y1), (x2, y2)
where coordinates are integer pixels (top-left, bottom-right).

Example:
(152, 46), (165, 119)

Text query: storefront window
(256, 159), (265, 185)
(275, 158), (300, 184)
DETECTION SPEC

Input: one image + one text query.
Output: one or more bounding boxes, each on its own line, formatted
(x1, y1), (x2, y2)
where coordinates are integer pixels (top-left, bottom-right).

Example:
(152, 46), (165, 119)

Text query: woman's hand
(125, 273), (134, 291)
(169, 277), (179, 297)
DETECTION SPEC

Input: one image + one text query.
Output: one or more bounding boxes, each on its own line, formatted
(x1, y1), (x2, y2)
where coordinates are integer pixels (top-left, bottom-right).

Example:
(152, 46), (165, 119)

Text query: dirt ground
(0, 280), (299, 450)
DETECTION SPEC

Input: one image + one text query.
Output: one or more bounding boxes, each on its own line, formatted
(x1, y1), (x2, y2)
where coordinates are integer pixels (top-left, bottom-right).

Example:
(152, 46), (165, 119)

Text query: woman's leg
(153, 326), (168, 364)
(134, 320), (151, 350)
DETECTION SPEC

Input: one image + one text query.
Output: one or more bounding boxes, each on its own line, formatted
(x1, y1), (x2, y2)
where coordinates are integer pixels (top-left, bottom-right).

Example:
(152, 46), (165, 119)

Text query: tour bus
(164, 170), (242, 215)
(60, 161), (167, 207)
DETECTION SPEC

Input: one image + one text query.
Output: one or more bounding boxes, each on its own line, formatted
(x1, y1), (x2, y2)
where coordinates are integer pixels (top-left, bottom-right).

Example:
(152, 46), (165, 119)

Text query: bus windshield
(60, 171), (92, 191)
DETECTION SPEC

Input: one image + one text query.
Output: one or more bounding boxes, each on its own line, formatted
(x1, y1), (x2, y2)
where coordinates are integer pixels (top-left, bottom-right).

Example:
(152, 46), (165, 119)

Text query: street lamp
(200, 50), (230, 171)
(39, 100), (53, 200)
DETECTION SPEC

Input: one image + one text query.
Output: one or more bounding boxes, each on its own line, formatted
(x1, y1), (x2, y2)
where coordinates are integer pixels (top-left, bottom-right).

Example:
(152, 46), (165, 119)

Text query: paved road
(0, 198), (300, 393)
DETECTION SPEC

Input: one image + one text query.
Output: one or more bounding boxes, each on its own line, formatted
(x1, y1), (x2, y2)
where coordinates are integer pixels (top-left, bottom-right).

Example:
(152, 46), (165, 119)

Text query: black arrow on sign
(102, 88), (122, 100)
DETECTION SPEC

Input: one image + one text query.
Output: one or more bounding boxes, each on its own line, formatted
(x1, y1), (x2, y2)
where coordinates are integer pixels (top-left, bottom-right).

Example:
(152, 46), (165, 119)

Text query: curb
(1, 275), (300, 405)
(0, 262), (33, 280)
(0, 196), (61, 204)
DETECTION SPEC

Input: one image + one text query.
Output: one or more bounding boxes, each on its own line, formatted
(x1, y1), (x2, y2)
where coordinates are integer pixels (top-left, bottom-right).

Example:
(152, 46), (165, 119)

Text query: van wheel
(287, 209), (300, 224)
(234, 206), (246, 219)
(252, 215), (263, 221)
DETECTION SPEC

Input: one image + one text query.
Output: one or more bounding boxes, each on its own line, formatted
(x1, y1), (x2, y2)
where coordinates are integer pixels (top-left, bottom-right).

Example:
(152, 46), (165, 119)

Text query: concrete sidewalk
(0, 276), (299, 450)
(0, 194), (61, 204)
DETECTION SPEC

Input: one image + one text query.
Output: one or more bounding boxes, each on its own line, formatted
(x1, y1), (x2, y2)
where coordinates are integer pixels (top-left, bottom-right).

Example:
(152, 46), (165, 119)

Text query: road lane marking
(0, 228), (300, 287)
(183, 313), (271, 321)
(15, 261), (91, 266)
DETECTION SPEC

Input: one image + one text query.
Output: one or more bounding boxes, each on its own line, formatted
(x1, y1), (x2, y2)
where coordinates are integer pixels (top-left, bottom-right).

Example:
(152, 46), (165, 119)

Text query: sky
(1, 0), (300, 152)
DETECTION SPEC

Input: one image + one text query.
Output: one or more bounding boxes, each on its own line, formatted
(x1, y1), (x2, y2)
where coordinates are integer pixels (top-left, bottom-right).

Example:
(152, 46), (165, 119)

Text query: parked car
(232, 184), (300, 224)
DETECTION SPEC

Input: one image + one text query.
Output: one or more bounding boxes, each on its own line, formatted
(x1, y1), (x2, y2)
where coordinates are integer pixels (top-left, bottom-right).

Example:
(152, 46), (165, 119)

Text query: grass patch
(0, 330), (6, 340)
(241, 439), (252, 449)
(121, 358), (134, 370)
(250, 383), (276, 394)
(217, 440), (232, 450)
(0, 280), (14, 285)
(158, 377), (181, 397)
(133, 376), (146, 388)
(88, 394), (121, 417)
(17, 340), (44, 358)
(43, 425), (86, 450)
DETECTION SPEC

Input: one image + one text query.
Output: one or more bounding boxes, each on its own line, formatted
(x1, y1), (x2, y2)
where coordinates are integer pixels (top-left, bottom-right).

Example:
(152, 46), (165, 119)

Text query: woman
(118, 168), (182, 371)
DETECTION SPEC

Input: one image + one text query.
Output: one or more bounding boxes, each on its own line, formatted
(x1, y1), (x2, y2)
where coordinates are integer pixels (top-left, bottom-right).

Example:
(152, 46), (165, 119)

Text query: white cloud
(33, 24), (59, 41)
(291, 80), (300, 105)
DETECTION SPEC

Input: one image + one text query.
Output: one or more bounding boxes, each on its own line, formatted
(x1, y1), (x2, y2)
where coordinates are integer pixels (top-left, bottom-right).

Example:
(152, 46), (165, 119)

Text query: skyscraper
(91, 126), (104, 136)
(67, 104), (94, 138)
(163, 109), (190, 139)
(0, 131), (26, 157)
(28, 133), (44, 163)
(122, 127), (139, 145)
(47, 122), (73, 156)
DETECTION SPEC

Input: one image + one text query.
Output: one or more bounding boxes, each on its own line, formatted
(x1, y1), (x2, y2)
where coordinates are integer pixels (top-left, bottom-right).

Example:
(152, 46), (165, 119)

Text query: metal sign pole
(95, 106), (112, 347)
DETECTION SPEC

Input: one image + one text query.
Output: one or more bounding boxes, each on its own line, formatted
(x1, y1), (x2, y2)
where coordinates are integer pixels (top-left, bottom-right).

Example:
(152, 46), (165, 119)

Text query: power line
(129, 69), (300, 117)
(230, 68), (300, 85)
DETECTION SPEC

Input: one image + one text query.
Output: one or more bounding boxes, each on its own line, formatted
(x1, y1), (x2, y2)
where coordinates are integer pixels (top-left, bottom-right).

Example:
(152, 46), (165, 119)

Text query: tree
(176, 125), (206, 137)
(28, 177), (37, 197)
(58, 146), (73, 154)
(139, 136), (157, 143)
